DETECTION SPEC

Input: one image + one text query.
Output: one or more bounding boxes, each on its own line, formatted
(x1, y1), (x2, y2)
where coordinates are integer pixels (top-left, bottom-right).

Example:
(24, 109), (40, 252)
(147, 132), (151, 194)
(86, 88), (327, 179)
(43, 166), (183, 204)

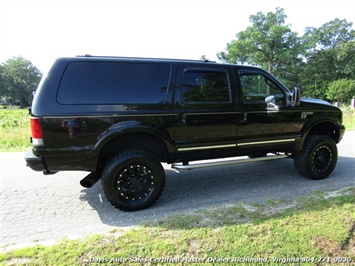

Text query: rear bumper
(25, 148), (46, 171)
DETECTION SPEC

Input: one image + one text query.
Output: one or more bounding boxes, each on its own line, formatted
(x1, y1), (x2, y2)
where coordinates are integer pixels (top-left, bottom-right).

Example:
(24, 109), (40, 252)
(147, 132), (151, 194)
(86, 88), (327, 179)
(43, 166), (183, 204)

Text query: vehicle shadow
(79, 155), (355, 228)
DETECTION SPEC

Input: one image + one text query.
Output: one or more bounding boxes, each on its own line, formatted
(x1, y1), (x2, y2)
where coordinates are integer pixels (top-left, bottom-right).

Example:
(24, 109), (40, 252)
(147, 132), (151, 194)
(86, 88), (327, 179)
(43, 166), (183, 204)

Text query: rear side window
(181, 69), (231, 103)
(57, 61), (171, 104)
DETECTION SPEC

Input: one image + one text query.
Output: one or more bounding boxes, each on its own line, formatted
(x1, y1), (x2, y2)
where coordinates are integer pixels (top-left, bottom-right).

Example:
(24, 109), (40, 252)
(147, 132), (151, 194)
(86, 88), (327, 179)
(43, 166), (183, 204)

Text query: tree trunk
(268, 57), (274, 74)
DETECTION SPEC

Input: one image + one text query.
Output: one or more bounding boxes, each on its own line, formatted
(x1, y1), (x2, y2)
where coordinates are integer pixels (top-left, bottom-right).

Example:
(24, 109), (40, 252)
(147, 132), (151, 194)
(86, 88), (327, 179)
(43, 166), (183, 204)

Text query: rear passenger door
(174, 64), (238, 161)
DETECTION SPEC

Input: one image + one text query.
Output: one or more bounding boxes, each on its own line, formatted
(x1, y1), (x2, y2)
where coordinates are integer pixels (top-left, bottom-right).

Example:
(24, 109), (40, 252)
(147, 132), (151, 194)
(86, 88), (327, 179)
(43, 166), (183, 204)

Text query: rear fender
(93, 123), (172, 166)
(93, 121), (149, 151)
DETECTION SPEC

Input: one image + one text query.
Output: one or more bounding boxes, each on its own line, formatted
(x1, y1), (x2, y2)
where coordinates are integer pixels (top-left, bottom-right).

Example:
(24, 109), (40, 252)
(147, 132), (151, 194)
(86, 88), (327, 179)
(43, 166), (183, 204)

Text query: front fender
(296, 119), (344, 152)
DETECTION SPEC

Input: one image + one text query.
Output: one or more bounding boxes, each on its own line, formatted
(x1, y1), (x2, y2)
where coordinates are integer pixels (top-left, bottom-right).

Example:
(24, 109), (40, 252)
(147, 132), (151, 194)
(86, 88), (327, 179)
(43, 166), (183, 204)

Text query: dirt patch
(312, 222), (355, 257)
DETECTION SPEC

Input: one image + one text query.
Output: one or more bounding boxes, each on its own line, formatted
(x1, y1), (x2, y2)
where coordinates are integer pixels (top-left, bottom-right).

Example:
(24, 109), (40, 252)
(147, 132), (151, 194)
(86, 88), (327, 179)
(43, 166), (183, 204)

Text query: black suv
(25, 56), (345, 211)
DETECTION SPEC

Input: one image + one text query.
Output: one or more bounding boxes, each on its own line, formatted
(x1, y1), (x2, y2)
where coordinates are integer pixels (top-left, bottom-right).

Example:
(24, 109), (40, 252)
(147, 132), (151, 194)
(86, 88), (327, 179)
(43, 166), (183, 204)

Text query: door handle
(241, 112), (248, 122)
(177, 113), (187, 127)
(181, 113), (187, 124)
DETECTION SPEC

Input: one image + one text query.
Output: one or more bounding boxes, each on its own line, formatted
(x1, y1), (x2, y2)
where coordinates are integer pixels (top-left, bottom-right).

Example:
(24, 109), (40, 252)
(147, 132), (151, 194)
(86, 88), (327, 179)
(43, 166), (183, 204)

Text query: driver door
(236, 69), (301, 153)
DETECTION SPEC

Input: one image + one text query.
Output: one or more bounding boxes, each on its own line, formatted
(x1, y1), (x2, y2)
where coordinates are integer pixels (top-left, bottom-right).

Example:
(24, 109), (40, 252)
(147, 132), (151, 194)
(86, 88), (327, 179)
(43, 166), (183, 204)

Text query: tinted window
(239, 72), (285, 107)
(57, 62), (171, 104)
(182, 70), (230, 103)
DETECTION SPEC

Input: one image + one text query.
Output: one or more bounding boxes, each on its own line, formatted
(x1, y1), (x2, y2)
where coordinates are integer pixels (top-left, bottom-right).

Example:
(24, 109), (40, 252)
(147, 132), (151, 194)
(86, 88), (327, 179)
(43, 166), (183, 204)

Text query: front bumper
(25, 148), (46, 171)
(338, 125), (346, 143)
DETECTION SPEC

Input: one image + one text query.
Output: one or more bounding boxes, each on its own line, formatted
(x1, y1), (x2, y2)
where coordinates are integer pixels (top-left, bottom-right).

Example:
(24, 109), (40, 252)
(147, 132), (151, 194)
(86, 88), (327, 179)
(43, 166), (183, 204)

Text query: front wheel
(293, 135), (338, 180)
(101, 150), (166, 211)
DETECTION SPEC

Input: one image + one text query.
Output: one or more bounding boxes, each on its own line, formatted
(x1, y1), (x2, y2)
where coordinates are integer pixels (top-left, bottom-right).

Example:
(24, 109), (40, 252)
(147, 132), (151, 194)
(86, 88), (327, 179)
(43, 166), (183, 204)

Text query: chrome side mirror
(291, 87), (301, 107)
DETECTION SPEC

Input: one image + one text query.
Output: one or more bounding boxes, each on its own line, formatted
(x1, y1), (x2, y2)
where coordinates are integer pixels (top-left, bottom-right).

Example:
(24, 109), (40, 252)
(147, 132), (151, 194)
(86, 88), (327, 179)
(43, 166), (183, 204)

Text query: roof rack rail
(75, 55), (216, 63)
(76, 54), (93, 57)
(203, 59), (216, 63)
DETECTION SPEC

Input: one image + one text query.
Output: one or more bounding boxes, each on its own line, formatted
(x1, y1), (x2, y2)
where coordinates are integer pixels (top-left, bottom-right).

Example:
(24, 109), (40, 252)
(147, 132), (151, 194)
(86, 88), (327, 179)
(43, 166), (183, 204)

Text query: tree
(326, 79), (355, 104)
(218, 8), (304, 76)
(0, 65), (5, 97)
(336, 40), (355, 77)
(300, 19), (355, 98)
(200, 55), (208, 61)
(1, 56), (42, 107)
(305, 19), (354, 50)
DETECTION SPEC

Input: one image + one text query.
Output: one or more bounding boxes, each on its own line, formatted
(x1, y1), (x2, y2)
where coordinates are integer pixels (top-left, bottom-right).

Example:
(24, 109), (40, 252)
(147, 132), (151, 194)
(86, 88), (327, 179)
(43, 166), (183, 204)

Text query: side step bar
(172, 155), (289, 170)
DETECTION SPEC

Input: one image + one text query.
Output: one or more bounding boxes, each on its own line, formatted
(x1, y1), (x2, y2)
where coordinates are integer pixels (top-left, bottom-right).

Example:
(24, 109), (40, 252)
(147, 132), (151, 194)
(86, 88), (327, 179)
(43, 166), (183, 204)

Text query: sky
(0, 0), (354, 73)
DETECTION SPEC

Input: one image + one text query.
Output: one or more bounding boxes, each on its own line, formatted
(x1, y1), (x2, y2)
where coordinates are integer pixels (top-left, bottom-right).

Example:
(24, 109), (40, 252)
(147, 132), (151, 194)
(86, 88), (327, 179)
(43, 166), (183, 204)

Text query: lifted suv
(25, 56), (345, 211)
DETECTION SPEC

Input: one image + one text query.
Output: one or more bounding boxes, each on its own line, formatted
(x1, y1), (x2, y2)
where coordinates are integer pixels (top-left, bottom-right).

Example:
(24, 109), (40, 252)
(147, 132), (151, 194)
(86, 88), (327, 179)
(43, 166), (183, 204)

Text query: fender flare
(296, 119), (342, 152)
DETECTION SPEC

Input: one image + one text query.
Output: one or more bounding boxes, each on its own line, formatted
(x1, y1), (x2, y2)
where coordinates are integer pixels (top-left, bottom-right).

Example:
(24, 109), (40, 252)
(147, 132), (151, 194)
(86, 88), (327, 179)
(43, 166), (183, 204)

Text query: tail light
(30, 117), (44, 145)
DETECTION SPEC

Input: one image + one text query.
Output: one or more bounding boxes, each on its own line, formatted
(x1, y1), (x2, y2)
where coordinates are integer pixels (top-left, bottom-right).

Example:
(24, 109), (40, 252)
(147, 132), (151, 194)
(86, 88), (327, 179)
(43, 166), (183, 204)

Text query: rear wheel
(294, 135), (338, 180)
(101, 150), (165, 211)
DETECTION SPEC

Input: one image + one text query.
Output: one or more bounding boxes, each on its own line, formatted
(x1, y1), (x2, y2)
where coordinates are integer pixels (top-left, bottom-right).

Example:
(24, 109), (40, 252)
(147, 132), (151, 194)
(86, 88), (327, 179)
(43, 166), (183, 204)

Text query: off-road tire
(294, 135), (338, 180)
(101, 150), (166, 211)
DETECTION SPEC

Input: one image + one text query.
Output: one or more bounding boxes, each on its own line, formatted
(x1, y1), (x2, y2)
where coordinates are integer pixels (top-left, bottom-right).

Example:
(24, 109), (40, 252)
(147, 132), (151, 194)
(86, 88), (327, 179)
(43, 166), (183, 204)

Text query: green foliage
(200, 55), (208, 61)
(326, 79), (355, 103)
(0, 56), (42, 108)
(337, 41), (355, 75)
(0, 108), (28, 128)
(305, 18), (354, 50)
(342, 105), (355, 130)
(219, 9), (355, 100)
(0, 109), (30, 151)
(0, 65), (5, 96)
(300, 20), (355, 99)
(218, 7), (304, 76)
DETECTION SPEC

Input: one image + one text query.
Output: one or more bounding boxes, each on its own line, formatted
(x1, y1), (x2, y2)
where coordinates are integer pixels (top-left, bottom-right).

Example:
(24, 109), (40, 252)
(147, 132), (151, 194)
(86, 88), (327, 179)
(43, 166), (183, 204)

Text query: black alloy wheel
(311, 145), (333, 174)
(118, 164), (155, 201)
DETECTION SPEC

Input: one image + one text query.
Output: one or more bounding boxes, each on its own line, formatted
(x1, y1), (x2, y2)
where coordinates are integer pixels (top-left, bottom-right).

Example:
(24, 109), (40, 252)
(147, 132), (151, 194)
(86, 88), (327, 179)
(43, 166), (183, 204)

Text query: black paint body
(25, 56), (345, 173)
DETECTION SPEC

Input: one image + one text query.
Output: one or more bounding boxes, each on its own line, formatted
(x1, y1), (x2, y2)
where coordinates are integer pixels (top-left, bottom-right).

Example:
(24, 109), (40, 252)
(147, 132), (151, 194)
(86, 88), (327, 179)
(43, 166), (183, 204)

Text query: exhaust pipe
(80, 171), (101, 188)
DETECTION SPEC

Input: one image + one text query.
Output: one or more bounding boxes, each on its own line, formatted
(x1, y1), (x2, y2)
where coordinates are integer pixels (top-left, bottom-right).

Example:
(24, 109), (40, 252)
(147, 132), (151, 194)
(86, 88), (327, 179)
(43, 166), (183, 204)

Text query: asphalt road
(1, 131), (354, 250)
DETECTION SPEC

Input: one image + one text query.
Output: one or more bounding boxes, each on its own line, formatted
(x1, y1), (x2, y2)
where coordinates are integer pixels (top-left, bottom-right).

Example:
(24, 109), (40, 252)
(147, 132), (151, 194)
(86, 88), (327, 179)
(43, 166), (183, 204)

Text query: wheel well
(98, 132), (169, 169)
(307, 122), (340, 143)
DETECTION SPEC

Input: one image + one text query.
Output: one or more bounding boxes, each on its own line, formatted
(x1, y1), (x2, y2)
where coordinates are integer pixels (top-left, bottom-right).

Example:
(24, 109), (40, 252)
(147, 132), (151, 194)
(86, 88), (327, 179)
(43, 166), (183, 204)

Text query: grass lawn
(0, 108), (30, 152)
(342, 105), (355, 130)
(1, 189), (354, 265)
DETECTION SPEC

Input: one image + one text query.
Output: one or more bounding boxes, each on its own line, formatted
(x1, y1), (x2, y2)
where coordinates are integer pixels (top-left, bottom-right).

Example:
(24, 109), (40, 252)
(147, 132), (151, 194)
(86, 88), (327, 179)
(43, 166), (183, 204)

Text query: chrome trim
(183, 112), (239, 116)
(32, 138), (44, 146)
(178, 138), (295, 151)
(237, 139), (295, 146)
(242, 110), (299, 114)
(172, 155), (289, 170)
(178, 144), (236, 152)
